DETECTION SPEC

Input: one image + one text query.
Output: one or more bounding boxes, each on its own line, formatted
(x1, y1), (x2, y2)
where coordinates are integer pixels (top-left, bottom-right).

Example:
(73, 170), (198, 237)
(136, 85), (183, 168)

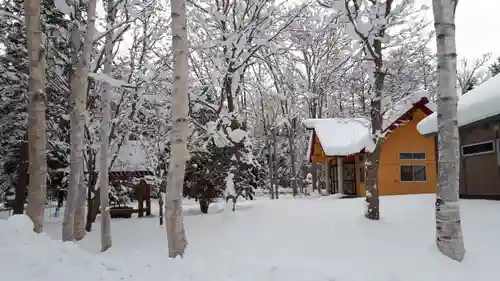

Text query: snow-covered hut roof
(383, 90), (435, 131)
(302, 117), (375, 156)
(94, 141), (152, 172)
(303, 91), (435, 158)
(417, 74), (500, 136)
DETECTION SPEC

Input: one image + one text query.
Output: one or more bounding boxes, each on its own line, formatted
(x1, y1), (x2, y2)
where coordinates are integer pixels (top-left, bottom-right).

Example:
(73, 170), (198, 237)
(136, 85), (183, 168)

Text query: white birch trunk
(25, 0), (47, 233)
(73, 171), (87, 240)
(432, 0), (465, 262)
(166, 0), (189, 258)
(100, 0), (114, 252)
(62, 0), (98, 242)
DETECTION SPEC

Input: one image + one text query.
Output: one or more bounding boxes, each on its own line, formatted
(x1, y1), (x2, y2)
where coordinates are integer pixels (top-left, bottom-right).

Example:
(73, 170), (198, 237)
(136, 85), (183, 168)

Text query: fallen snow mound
(0, 216), (130, 281)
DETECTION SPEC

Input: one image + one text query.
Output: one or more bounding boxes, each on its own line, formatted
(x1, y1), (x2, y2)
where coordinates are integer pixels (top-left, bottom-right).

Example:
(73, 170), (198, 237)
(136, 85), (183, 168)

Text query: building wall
(378, 109), (437, 196)
(459, 120), (500, 197)
(355, 154), (366, 196)
(310, 132), (329, 163)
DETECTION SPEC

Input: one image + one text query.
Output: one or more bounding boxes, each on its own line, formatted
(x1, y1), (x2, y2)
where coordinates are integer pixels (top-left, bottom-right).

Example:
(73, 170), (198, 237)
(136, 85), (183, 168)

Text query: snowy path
(3, 195), (499, 281)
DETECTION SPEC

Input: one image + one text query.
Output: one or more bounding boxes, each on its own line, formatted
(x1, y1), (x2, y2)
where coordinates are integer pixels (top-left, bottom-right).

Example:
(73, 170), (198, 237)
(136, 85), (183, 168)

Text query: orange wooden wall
(310, 133), (329, 163)
(377, 108), (437, 195)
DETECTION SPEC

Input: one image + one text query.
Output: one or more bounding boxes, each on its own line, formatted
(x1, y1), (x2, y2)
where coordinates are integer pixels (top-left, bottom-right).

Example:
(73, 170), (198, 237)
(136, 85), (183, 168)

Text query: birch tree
(166, 0), (189, 258)
(24, 0), (47, 233)
(99, 0), (116, 252)
(432, 0), (465, 262)
(62, 0), (98, 242)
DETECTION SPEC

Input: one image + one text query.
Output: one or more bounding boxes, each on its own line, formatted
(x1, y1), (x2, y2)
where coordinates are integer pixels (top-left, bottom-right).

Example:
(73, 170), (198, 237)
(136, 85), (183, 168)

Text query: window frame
(399, 152), (426, 160)
(461, 140), (495, 157)
(497, 139), (500, 166)
(400, 164), (427, 183)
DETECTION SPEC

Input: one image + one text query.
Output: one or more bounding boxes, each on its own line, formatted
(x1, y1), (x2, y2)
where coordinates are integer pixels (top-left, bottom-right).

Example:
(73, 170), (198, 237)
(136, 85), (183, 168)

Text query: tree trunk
(159, 192), (164, 225)
(99, 0), (115, 252)
(25, 0), (47, 233)
(272, 128), (278, 199)
(73, 171), (87, 240)
(288, 121), (298, 197)
(267, 135), (274, 199)
(365, 36), (385, 221)
(365, 144), (381, 220)
(63, 0), (97, 242)
(85, 188), (100, 231)
(13, 140), (29, 215)
(199, 199), (209, 214)
(166, 0), (189, 258)
(63, 22), (82, 242)
(432, 0), (465, 262)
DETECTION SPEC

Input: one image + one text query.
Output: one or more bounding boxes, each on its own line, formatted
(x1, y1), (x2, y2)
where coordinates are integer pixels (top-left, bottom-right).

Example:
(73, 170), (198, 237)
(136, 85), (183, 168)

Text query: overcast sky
(417, 0), (500, 63)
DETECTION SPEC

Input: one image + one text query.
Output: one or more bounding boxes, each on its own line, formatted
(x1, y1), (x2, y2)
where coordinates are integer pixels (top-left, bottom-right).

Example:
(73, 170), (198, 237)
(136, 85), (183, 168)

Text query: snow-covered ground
(1, 195), (498, 281)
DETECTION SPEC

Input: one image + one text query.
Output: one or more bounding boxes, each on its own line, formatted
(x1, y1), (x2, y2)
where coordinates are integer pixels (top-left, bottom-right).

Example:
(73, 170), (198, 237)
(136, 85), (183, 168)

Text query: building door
(331, 163), (338, 194)
(343, 164), (357, 195)
(329, 163), (357, 195)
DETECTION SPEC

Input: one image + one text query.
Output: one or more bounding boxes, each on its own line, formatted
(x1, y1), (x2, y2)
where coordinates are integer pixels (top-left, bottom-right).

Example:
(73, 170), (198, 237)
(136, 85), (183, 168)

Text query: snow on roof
(417, 75), (500, 135)
(383, 90), (435, 130)
(302, 118), (375, 156)
(95, 141), (151, 172)
(303, 91), (434, 157)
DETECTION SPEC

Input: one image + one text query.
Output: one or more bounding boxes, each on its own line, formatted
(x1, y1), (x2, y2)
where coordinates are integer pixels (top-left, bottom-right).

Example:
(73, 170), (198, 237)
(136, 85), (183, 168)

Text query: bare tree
(432, 0), (465, 262)
(320, 0), (426, 220)
(457, 53), (491, 94)
(166, 0), (189, 258)
(24, 0), (47, 233)
(99, 0), (116, 252)
(337, 0), (398, 220)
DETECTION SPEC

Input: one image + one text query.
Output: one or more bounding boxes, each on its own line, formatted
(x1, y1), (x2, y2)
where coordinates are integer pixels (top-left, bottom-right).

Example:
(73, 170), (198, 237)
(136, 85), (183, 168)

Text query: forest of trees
(0, 0), (496, 260)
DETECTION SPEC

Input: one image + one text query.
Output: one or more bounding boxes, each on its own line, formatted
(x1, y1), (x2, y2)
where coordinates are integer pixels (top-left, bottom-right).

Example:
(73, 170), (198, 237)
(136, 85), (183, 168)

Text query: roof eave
(419, 113), (500, 138)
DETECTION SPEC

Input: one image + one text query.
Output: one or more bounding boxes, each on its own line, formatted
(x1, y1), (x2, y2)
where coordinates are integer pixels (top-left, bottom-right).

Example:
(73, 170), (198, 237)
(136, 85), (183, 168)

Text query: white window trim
(461, 140), (496, 157)
(400, 164), (427, 183)
(399, 152), (426, 160)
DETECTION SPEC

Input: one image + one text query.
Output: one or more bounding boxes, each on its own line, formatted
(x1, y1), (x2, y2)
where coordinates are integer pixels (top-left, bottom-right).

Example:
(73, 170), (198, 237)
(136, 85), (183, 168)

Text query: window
(461, 141), (495, 156)
(400, 165), (427, 182)
(399, 152), (426, 160)
(497, 139), (500, 166)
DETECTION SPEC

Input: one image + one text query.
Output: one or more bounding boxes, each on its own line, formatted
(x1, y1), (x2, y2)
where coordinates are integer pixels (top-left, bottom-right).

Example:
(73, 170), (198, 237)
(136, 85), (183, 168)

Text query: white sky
(417, 0), (500, 63)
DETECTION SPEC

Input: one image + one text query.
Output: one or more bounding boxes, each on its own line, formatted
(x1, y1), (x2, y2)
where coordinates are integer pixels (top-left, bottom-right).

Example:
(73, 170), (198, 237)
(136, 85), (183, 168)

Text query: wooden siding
(378, 108), (437, 195)
(310, 133), (329, 163)
(459, 120), (500, 197)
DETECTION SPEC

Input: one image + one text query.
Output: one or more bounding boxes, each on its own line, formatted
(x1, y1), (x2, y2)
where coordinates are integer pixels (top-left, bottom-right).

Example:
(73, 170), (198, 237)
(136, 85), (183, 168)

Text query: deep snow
(1, 195), (498, 281)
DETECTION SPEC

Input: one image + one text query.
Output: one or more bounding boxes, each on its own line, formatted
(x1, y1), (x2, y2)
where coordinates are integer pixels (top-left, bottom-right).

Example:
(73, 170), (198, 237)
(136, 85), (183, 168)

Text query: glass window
(399, 152), (426, 160)
(462, 141), (495, 156)
(400, 165), (427, 182)
(497, 140), (500, 166)
(413, 166), (427, 181)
